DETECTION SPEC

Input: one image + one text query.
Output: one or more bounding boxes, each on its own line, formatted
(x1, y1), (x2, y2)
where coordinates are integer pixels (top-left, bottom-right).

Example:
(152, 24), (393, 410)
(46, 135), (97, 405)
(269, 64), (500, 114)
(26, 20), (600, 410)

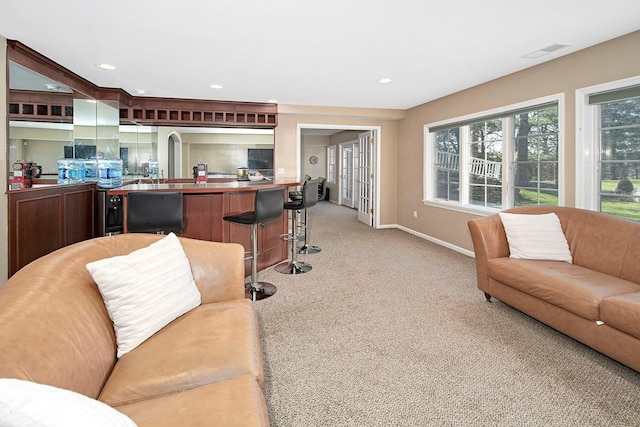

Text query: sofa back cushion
(0, 234), (177, 398)
(503, 206), (640, 284)
(0, 240), (119, 398)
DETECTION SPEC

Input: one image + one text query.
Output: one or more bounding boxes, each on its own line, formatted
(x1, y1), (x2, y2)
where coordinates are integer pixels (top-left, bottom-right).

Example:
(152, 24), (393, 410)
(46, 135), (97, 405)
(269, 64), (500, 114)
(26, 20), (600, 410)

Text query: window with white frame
(577, 78), (640, 222)
(425, 98), (561, 212)
(327, 145), (337, 183)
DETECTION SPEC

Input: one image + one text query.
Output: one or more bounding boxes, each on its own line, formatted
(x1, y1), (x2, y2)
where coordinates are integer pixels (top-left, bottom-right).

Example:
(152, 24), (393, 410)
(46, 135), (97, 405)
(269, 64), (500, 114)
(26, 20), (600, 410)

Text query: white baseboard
(379, 224), (475, 258)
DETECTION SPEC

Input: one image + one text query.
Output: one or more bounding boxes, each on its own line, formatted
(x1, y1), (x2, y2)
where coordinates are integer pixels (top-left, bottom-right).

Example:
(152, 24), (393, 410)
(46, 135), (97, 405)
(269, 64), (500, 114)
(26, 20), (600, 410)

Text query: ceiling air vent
(522, 44), (570, 59)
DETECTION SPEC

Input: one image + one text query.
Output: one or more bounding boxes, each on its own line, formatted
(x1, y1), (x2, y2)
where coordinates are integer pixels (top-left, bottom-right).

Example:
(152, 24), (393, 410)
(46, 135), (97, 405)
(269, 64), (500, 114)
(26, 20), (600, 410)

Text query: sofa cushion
(116, 375), (269, 427)
(488, 258), (640, 320)
(0, 378), (137, 427)
(86, 233), (202, 358)
(600, 292), (640, 340)
(498, 212), (572, 263)
(99, 299), (263, 406)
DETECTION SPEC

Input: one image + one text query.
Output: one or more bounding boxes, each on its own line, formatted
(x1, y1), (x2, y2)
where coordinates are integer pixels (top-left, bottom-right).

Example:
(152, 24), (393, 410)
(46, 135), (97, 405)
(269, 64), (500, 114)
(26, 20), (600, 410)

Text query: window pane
(600, 194), (640, 222)
(601, 128), (640, 161)
(601, 98), (640, 128)
(470, 185), (502, 207)
(436, 169), (459, 201)
(601, 162), (640, 182)
(512, 106), (559, 206)
(599, 96), (640, 221)
(468, 119), (503, 208)
(514, 186), (559, 206)
(434, 128), (460, 201)
(539, 162), (559, 185)
(513, 136), (533, 161)
(600, 163), (640, 220)
(327, 146), (336, 183)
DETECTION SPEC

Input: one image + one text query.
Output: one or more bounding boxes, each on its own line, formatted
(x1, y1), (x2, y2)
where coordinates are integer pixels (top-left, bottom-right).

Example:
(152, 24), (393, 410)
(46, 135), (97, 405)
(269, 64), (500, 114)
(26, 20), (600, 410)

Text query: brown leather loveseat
(0, 233), (270, 426)
(468, 206), (640, 373)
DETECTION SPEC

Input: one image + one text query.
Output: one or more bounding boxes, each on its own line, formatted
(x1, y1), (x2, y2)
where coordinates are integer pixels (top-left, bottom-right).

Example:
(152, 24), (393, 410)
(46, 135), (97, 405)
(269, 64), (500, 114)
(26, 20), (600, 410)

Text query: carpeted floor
(253, 202), (640, 427)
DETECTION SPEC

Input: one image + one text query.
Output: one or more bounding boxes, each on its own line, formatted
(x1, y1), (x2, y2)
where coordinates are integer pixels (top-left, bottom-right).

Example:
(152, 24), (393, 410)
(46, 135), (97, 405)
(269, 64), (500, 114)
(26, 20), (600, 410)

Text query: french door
(357, 130), (375, 226)
(340, 143), (356, 208)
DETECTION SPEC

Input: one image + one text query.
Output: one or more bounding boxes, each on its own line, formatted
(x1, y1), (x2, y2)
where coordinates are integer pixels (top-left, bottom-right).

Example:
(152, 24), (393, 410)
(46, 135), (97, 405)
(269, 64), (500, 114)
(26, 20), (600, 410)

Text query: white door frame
(297, 123), (381, 228)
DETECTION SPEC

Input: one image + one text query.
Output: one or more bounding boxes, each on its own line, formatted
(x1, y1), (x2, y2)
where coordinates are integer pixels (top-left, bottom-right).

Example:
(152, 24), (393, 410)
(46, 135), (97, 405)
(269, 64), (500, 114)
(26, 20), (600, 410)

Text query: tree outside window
(512, 106), (559, 207)
(469, 119), (503, 208)
(434, 128), (460, 202)
(599, 97), (640, 221)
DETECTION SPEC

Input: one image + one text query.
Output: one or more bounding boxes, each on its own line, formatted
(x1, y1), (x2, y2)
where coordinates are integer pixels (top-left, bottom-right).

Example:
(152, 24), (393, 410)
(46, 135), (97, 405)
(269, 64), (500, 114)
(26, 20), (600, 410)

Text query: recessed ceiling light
(267, 99), (278, 103)
(135, 89), (147, 95)
(377, 78), (393, 84)
(210, 84), (223, 89)
(96, 63), (117, 70)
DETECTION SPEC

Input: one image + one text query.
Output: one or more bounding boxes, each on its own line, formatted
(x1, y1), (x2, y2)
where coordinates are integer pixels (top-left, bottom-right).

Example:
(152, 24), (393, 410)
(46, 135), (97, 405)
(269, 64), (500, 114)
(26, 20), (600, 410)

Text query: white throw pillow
(0, 378), (137, 427)
(86, 233), (201, 358)
(498, 212), (572, 263)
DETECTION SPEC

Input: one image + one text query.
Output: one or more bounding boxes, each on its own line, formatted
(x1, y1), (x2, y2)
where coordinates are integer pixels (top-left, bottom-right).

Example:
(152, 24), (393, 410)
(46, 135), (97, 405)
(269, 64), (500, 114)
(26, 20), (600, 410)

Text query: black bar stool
(275, 179), (318, 275)
(223, 187), (285, 301)
(127, 191), (184, 234)
(298, 177), (326, 254)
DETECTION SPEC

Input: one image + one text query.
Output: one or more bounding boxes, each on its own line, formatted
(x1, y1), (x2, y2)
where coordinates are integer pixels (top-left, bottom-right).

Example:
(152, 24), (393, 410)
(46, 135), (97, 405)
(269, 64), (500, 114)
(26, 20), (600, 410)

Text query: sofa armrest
(468, 215), (510, 295)
(178, 237), (246, 303)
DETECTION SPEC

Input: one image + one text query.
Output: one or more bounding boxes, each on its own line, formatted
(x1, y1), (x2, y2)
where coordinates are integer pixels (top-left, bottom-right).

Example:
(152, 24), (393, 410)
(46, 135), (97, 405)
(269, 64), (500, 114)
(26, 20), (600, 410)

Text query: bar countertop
(107, 178), (302, 195)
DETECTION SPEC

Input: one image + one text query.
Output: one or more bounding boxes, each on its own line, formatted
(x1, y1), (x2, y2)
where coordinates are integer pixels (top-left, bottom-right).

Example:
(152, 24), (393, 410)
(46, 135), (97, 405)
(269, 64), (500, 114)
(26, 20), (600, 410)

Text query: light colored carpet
(253, 202), (640, 427)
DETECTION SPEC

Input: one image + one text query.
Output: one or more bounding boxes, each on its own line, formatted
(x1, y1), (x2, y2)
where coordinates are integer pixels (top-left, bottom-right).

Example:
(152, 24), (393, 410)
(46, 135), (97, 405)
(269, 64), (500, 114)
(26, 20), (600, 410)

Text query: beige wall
(275, 105), (404, 226)
(1, 36), (7, 281)
(397, 30), (640, 253)
(9, 127), (74, 175)
(300, 134), (330, 180)
(182, 133), (273, 175)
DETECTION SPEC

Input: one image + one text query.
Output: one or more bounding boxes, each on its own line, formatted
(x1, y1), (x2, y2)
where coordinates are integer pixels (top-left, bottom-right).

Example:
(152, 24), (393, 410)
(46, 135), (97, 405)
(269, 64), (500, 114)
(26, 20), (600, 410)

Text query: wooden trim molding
(7, 40), (278, 128)
(119, 96), (277, 128)
(8, 89), (74, 123)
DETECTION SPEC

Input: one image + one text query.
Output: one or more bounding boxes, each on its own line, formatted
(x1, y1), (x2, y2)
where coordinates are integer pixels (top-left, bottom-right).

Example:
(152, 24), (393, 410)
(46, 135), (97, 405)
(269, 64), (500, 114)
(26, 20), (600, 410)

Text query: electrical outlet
(413, 211), (417, 218)
(277, 168), (285, 175)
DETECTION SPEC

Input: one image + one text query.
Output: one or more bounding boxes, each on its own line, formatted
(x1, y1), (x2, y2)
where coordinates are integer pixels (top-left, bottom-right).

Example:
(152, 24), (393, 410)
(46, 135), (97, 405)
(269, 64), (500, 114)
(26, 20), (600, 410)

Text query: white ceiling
(1, 0), (639, 110)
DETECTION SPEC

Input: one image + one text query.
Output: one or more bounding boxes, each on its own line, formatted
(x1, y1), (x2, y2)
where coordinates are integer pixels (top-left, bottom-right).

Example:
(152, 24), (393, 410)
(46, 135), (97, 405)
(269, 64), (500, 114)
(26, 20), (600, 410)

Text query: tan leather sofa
(468, 206), (640, 373)
(0, 233), (270, 426)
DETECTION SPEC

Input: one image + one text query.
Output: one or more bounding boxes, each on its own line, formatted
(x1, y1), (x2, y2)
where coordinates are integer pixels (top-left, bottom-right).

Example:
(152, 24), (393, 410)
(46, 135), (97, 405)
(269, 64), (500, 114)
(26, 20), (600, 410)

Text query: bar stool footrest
(275, 260), (312, 275)
(298, 245), (321, 254)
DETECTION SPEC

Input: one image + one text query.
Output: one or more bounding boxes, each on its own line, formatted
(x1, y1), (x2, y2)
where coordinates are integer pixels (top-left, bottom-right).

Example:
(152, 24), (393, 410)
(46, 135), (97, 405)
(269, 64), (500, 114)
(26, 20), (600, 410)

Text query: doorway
(167, 132), (182, 178)
(298, 124), (379, 228)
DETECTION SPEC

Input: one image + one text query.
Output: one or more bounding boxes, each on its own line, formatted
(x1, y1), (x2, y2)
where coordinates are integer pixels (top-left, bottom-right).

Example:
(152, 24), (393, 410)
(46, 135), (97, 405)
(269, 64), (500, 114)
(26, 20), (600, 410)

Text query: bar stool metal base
(276, 205), (313, 274)
(296, 207), (321, 255)
(275, 260), (312, 275)
(245, 282), (277, 301)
